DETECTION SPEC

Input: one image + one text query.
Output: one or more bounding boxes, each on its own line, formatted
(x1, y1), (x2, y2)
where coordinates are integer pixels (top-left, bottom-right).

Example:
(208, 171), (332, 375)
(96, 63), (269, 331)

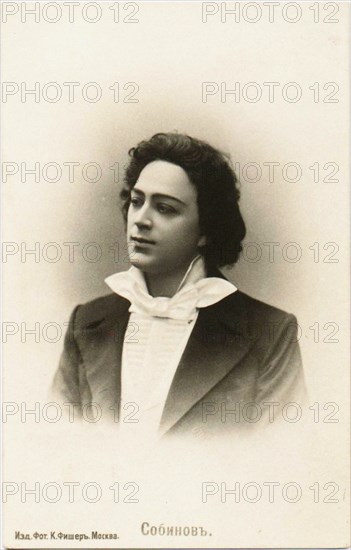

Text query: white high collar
(105, 255), (237, 321)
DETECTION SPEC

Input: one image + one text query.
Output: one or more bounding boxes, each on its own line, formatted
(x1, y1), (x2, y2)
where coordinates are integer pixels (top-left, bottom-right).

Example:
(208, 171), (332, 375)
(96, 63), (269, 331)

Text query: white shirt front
(105, 255), (237, 440)
(120, 311), (198, 438)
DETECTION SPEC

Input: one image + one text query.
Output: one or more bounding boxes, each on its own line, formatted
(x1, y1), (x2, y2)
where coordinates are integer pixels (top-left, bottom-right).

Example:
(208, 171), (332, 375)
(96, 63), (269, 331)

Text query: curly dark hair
(120, 132), (246, 271)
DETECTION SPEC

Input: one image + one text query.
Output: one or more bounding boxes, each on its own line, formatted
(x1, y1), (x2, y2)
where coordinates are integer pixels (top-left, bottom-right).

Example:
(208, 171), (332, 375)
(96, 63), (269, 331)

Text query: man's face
(126, 160), (204, 274)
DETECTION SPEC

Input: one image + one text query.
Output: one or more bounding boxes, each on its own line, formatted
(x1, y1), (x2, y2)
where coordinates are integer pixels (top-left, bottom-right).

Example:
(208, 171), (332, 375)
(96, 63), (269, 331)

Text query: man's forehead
(136, 160), (195, 198)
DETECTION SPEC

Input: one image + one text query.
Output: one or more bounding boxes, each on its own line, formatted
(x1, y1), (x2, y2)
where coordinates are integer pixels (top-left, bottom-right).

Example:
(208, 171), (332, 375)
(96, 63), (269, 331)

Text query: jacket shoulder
(210, 269), (296, 324)
(220, 290), (297, 327)
(236, 290), (295, 321)
(73, 292), (130, 328)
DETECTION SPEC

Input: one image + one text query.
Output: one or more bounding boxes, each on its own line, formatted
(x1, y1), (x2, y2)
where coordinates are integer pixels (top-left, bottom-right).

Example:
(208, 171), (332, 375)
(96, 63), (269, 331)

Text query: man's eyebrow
(131, 187), (186, 206)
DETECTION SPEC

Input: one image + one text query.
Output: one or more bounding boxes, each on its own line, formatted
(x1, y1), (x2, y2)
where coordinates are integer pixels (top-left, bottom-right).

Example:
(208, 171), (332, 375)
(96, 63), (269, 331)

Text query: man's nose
(134, 204), (152, 229)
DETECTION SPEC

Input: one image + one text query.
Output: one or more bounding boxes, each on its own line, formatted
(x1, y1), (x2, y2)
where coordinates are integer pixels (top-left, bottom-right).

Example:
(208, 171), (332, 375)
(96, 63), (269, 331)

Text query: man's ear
(198, 235), (207, 247)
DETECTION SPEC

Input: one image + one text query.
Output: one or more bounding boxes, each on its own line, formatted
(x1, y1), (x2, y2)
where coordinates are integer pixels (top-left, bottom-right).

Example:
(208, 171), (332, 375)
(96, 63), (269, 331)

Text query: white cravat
(105, 256), (236, 322)
(105, 255), (237, 441)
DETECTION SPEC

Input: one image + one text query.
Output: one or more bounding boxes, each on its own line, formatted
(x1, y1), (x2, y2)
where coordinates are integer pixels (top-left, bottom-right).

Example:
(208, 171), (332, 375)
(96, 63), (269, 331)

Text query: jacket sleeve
(50, 305), (84, 407)
(255, 313), (308, 407)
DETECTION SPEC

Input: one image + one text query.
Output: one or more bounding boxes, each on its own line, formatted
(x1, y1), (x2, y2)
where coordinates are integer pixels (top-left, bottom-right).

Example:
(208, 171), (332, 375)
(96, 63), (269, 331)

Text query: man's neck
(143, 269), (187, 298)
(143, 256), (202, 298)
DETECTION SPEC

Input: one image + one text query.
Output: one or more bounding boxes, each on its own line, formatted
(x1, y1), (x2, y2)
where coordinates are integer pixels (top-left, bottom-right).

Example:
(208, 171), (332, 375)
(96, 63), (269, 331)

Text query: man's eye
(130, 197), (142, 207)
(157, 204), (176, 214)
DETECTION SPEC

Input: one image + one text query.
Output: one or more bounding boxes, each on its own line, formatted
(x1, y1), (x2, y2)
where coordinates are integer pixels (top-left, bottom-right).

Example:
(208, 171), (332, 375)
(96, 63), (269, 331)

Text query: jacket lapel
(159, 290), (253, 435)
(75, 295), (130, 419)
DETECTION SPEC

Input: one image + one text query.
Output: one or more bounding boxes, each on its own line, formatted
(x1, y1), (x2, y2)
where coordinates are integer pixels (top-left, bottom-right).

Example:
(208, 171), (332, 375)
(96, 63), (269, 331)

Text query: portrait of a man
(52, 132), (307, 439)
(3, 2), (349, 547)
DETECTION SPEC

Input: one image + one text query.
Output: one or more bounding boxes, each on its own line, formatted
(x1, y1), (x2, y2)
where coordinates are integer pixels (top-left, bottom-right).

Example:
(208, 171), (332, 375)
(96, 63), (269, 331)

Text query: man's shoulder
(219, 289), (297, 326)
(73, 292), (129, 327)
(210, 268), (296, 324)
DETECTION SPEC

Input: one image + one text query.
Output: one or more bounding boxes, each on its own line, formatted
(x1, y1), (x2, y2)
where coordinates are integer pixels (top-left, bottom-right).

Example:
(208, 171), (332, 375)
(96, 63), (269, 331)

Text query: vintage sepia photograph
(52, 131), (308, 440)
(2, 1), (350, 548)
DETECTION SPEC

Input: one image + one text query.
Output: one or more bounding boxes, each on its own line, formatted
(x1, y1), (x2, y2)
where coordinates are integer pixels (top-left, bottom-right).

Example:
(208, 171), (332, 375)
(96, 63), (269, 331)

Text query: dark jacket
(52, 273), (307, 438)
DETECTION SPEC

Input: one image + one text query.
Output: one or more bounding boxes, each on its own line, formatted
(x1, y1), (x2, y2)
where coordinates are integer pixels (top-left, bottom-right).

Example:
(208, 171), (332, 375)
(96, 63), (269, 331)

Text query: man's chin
(129, 253), (156, 271)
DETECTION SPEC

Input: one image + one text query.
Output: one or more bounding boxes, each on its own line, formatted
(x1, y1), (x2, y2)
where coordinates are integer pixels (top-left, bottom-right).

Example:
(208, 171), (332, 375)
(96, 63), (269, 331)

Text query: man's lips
(131, 236), (156, 245)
